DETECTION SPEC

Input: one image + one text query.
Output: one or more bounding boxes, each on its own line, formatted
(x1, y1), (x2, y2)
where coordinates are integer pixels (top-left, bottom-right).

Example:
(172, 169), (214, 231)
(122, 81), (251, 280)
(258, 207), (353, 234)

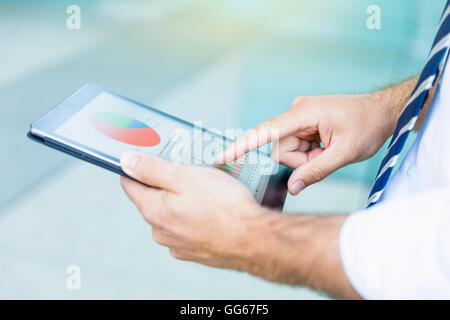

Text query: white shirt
(339, 58), (450, 299)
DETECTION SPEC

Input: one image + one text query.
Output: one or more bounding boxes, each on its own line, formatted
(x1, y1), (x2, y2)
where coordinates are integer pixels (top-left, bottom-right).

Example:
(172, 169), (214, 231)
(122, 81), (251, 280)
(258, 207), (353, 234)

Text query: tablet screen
(53, 91), (277, 201)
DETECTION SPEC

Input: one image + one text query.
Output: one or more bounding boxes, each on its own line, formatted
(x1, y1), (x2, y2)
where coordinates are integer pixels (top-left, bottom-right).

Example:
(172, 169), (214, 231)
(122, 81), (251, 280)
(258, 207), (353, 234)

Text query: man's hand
(217, 86), (418, 195)
(119, 151), (360, 298)
(119, 151), (265, 271)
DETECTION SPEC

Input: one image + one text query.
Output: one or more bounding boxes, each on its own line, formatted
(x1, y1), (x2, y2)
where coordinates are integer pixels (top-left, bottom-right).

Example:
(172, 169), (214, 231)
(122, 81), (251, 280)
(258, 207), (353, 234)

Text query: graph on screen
(191, 143), (245, 178)
(89, 112), (160, 147)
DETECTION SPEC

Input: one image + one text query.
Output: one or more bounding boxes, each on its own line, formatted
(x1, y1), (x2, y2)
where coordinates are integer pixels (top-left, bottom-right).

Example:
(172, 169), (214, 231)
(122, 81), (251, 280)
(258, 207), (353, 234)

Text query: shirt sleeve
(339, 187), (450, 299)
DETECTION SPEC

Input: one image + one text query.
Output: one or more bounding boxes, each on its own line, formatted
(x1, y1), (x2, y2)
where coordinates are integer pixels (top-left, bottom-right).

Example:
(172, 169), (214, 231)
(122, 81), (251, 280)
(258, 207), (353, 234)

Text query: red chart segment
(89, 112), (160, 147)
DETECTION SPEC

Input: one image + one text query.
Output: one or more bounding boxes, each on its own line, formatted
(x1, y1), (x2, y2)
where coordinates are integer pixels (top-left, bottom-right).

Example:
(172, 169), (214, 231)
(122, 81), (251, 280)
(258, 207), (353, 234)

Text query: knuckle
(160, 190), (174, 217)
(152, 230), (165, 245)
(144, 197), (168, 227)
(141, 207), (156, 225)
(169, 249), (185, 260)
(135, 200), (150, 216)
(308, 165), (327, 183)
(291, 96), (306, 109)
(139, 162), (157, 181)
(277, 152), (290, 164)
(139, 202), (160, 226)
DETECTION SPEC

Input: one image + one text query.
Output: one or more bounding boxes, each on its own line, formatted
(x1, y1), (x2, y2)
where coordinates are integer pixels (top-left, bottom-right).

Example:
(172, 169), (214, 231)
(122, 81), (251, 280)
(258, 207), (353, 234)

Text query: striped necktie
(367, 1), (450, 208)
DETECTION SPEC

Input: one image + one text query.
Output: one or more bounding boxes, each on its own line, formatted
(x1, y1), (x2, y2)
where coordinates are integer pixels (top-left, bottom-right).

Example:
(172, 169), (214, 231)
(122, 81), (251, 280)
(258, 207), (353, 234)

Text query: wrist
(246, 213), (325, 284)
(241, 212), (359, 298)
(229, 204), (274, 274)
(362, 91), (402, 139)
(364, 76), (419, 137)
(236, 211), (312, 282)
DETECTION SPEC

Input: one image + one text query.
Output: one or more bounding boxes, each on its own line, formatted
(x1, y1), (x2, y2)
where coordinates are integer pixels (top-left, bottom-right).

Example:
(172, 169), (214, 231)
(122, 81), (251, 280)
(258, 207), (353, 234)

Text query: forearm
(245, 212), (360, 299)
(366, 74), (437, 133)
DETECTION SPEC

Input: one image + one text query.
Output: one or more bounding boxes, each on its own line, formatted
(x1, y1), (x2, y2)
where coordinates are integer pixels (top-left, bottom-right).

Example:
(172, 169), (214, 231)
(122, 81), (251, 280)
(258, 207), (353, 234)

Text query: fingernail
(290, 181), (305, 195)
(121, 152), (140, 173)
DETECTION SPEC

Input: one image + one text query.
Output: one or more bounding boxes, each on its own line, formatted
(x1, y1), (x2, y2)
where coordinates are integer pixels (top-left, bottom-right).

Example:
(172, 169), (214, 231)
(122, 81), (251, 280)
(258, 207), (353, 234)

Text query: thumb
(287, 145), (345, 195)
(120, 151), (181, 191)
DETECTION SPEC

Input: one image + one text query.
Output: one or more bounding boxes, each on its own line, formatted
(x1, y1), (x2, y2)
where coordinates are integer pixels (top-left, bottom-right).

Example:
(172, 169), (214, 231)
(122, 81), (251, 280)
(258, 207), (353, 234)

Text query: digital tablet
(28, 84), (291, 209)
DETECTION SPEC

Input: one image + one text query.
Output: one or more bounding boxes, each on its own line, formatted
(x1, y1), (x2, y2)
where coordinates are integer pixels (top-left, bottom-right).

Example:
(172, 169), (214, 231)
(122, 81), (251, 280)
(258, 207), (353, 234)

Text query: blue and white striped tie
(367, 1), (450, 208)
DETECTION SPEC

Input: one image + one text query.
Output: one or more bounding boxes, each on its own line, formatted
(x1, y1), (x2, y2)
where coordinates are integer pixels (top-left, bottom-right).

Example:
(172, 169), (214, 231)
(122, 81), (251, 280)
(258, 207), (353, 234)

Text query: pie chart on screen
(89, 112), (160, 147)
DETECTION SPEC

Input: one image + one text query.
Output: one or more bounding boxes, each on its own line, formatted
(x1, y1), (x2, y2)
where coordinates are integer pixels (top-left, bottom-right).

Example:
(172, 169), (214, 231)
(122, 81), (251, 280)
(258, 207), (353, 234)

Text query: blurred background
(0, 0), (445, 299)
